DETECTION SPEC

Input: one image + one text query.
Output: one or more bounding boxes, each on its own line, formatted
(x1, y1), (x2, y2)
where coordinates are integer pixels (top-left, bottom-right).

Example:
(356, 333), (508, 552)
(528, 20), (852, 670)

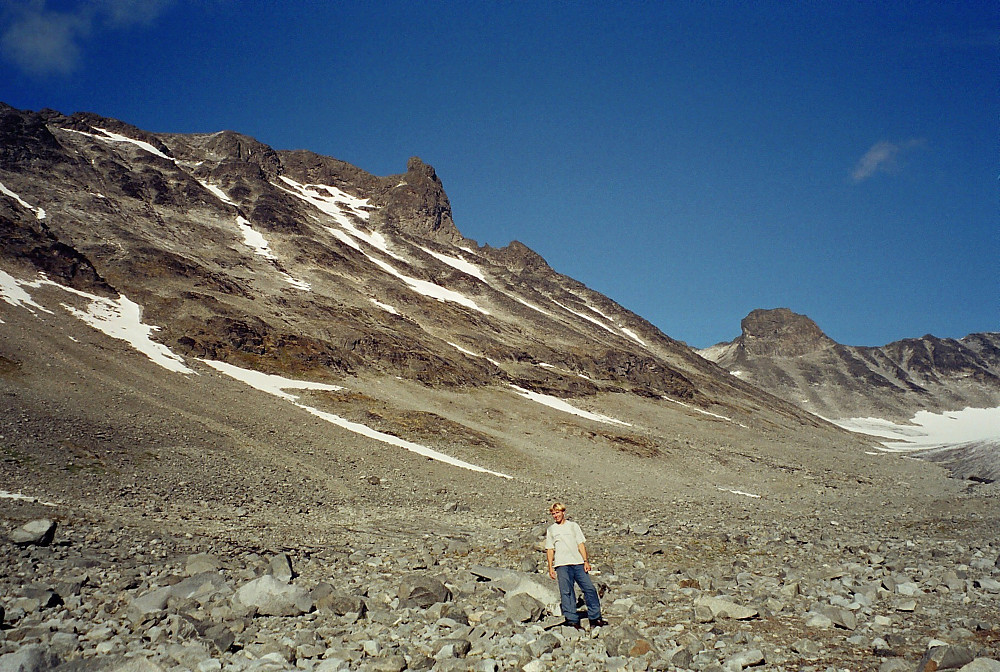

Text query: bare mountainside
(2, 105), (998, 671)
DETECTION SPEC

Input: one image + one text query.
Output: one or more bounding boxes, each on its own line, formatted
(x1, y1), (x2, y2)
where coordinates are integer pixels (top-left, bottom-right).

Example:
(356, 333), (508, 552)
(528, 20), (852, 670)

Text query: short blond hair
(549, 502), (566, 513)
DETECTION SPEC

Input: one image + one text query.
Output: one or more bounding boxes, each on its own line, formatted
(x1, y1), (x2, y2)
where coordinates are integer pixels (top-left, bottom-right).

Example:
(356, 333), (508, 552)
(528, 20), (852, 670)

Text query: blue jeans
(556, 564), (601, 623)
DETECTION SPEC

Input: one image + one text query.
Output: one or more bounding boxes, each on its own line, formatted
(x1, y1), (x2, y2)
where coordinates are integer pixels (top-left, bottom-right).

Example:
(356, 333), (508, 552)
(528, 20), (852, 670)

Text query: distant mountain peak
(738, 308), (834, 358)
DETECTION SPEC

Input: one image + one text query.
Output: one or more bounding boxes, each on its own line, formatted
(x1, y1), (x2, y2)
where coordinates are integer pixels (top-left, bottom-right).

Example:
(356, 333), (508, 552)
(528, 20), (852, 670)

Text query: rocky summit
(1, 104), (998, 671)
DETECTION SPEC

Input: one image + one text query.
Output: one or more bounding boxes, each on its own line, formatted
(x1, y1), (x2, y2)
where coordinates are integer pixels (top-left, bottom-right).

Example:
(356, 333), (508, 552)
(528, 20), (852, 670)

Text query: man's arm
(578, 542), (592, 573)
(547, 548), (556, 579)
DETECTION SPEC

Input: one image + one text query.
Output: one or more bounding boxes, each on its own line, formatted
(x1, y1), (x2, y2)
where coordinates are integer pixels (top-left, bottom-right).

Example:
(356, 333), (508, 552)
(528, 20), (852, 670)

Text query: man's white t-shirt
(545, 520), (586, 567)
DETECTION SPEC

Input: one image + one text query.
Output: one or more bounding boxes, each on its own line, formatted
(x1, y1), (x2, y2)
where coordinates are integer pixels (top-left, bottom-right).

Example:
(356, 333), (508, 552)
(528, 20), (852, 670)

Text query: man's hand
(548, 567), (556, 580)
(583, 560), (592, 573)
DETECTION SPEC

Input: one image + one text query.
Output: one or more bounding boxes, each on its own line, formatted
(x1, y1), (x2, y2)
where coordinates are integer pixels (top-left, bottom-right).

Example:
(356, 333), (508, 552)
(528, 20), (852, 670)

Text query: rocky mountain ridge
(698, 308), (1000, 422)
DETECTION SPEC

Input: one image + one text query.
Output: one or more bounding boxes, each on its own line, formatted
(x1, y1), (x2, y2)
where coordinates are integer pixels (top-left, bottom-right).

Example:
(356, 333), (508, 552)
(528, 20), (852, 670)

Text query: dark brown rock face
(371, 156), (462, 242)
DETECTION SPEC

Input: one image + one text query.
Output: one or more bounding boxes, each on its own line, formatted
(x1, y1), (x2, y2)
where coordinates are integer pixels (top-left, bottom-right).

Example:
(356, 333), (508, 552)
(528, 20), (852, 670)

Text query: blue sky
(2, 1), (996, 348)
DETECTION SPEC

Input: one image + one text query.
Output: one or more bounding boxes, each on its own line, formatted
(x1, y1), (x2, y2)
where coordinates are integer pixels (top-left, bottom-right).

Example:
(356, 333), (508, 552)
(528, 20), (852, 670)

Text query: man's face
(551, 509), (565, 524)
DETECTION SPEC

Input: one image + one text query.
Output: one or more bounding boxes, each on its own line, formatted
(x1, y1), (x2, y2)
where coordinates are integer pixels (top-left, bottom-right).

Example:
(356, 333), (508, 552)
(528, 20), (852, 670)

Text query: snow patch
(234, 218), (309, 290)
(237, 216), (277, 260)
(61, 293), (194, 374)
(0, 269), (54, 314)
(510, 385), (631, 427)
(0, 270), (193, 374)
(832, 406), (1000, 452)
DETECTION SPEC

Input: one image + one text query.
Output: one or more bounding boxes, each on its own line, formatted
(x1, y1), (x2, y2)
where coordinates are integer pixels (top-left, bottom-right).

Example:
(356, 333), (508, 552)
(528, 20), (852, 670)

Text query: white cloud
(1, 3), (90, 76)
(1, 0), (173, 76)
(851, 138), (925, 182)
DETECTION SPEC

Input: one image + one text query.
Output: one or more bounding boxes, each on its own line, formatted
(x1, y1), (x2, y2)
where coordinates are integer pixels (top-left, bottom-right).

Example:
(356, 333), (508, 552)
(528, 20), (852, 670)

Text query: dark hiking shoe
(590, 618), (609, 627)
(562, 620), (584, 630)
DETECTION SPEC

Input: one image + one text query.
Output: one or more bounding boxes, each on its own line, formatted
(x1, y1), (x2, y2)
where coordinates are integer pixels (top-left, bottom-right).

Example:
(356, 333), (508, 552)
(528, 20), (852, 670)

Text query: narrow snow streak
(662, 396), (748, 428)
(510, 385), (631, 427)
(299, 405), (512, 479)
(417, 245), (487, 282)
(197, 179), (235, 205)
(0, 180), (46, 219)
(235, 217), (310, 290)
(620, 327), (646, 346)
(370, 298), (399, 314)
(202, 360), (342, 401)
(0, 491), (59, 507)
(61, 126), (172, 161)
(93, 127), (172, 160)
(717, 487), (761, 499)
(203, 360), (510, 479)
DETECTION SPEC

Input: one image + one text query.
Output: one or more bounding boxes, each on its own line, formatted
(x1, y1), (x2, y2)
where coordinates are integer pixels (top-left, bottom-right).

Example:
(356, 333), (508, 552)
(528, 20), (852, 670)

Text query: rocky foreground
(2, 489), (999, 672)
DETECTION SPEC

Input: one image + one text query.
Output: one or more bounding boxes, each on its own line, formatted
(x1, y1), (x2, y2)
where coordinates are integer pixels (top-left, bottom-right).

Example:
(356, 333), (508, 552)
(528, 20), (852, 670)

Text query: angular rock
(0, 644), (60, 672)
(469, 565), (559, 613)
(268, 553), (294, 582)
(398, 574), (451, 609)
(604, 623), (657, 658)
(694, 595), (758, 620)
(817, 605), (857, 630)
(505, 592), (545, 623)
(233, 575), (312, 616)
(184, 553), (221, 576)
(313, 585), (367, 617)
(127, 586), (173, 625)
(170, 571), (233, 603)
(10, 520), (56, 547)
(725, 648), (765, 670)
(974, 578), (1000, 593)
(916, 645), (977, 672)
(958, 660), (1000, 672)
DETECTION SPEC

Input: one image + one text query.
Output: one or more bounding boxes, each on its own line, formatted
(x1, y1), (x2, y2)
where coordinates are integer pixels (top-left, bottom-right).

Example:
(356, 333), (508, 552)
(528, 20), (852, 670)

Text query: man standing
(545, 502), (607, 629)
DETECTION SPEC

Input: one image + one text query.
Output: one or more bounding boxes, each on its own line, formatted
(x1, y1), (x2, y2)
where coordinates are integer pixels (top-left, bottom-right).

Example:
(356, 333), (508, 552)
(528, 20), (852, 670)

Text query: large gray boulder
(505, 592), (545, 623)
(234, 575), (312, 616)
(398, 574), (451, 609)
(469, 565), (559, 613)
(694, 595), (758, 621)
(10, 519), (56, 547)
(916, 645), (977, 672)
(0, 644), (60, 672)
